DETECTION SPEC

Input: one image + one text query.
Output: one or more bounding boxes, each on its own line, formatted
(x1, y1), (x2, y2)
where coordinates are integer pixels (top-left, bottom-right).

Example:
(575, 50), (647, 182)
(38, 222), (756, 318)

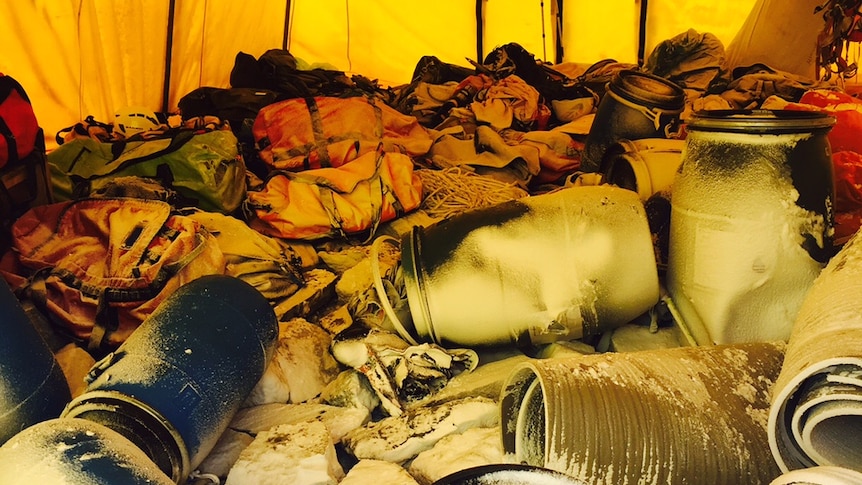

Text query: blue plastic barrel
(0, 417), (175, 484)
(62, 274), (278, 483)
(0, 277), (71, 444)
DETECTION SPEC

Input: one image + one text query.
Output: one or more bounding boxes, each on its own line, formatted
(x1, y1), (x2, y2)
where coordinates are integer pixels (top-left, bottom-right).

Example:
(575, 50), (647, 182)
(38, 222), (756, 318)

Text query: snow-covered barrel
(0, 278), (71, 445)
(399, 184), (660, 348)
(667, 109), (836, 345)
(61, 274), (278, 483)
(0, 418), (174, 484)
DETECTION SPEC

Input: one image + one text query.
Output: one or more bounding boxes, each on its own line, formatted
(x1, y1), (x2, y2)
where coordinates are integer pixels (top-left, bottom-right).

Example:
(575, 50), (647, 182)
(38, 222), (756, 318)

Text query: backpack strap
(89, 289), (121, 352)
(25, 268), (86, 348)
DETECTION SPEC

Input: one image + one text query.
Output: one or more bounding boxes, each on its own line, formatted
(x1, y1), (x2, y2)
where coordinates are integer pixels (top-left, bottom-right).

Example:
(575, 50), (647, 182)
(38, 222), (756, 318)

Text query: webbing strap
(316, 149), (389, 243)
(89, 289), (118, 352)
(303, 97), (332, 167)
(368, 97), (385, 140)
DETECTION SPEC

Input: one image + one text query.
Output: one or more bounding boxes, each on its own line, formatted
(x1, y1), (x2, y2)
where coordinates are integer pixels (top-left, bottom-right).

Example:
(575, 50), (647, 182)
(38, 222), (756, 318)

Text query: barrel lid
(686, 109), (836, 133)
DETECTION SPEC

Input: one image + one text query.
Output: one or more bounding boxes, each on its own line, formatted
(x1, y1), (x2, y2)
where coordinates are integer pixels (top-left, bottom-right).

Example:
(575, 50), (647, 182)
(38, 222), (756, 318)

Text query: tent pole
(283, 0), (292, 50)
(555, 0), (563, 63)
(476, 0), (484, 64)
(637, 0), (648, 66)
(161, 0), (177, 113)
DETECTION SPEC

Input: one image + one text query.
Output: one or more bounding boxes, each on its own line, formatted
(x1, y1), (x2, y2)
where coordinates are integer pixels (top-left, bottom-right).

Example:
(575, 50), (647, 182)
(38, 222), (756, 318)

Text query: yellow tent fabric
(1, 0), (829, 151)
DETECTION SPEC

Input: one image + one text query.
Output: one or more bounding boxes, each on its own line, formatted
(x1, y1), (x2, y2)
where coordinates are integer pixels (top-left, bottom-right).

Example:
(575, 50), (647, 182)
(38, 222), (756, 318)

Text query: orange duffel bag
(244, 148), (422, 241)
(252, 96), (433, 171)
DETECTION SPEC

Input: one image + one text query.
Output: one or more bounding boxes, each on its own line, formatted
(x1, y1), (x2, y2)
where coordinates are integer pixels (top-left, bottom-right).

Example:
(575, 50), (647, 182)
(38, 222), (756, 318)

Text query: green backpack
(47, 128), (246, 214)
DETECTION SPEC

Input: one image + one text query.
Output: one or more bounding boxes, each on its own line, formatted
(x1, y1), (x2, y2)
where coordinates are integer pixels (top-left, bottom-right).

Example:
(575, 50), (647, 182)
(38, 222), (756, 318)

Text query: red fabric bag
(0, 74), (39, 169)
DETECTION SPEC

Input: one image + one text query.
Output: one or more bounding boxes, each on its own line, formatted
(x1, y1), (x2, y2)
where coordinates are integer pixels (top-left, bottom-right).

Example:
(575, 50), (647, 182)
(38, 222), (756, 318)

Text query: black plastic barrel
(0, 417), (175, 484)
(61, 274), (278, 483)
(581, 70), (685, 173)
(0, 277), (71, 445)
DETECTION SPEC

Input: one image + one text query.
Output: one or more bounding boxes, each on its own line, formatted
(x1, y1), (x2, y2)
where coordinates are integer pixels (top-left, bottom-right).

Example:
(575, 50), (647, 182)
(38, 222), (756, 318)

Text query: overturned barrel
(0, 417), (174, 484)
(602, 138), (684, 201)
(0, 277), (71, 445)
(62, 274), (278, 483)
(500, 342), (785, 484)
(399, 184), (660, 348)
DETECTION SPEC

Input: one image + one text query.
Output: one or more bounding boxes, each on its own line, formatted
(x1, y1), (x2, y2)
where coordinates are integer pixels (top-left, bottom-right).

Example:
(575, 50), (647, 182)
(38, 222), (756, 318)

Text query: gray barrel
(62, 274), (278, 483)
(0, 417), (174, 484)
(581, 70), (685, 173)
(667, 109), (836, 345)
(0, 277), (71, 444)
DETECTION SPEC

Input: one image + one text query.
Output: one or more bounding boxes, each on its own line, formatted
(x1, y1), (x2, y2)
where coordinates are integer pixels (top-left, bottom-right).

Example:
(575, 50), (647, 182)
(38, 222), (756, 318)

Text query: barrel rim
(399, 227), (432, 344)
(610, 70), (686, 110)
(686, 109), (837, 133)
(61, 390), (189, 483)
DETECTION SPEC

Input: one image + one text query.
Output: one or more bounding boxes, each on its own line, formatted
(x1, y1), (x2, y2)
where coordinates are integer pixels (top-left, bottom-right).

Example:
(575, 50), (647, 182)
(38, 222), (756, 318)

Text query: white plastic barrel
(667, 109), (835, 344)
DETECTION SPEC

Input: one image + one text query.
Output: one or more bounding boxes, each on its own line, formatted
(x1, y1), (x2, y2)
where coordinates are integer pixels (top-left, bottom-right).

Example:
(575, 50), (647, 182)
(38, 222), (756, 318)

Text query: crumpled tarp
(719, 63), (834, 110)
(644, 28), (729, 101)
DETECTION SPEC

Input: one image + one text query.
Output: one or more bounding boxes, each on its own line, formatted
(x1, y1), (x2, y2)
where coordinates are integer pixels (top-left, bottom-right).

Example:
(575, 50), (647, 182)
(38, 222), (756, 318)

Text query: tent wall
(725, 0), (824, 79)
(1, 0), (827, 150)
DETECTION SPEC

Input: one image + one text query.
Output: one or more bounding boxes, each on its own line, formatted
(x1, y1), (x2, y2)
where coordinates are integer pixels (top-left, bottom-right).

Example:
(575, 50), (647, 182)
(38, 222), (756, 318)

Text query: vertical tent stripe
(638, 0), (648, 65)
(554, 0), (564, 63)
(476, 0), (485, 65)
(162, 0), (177, 113)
